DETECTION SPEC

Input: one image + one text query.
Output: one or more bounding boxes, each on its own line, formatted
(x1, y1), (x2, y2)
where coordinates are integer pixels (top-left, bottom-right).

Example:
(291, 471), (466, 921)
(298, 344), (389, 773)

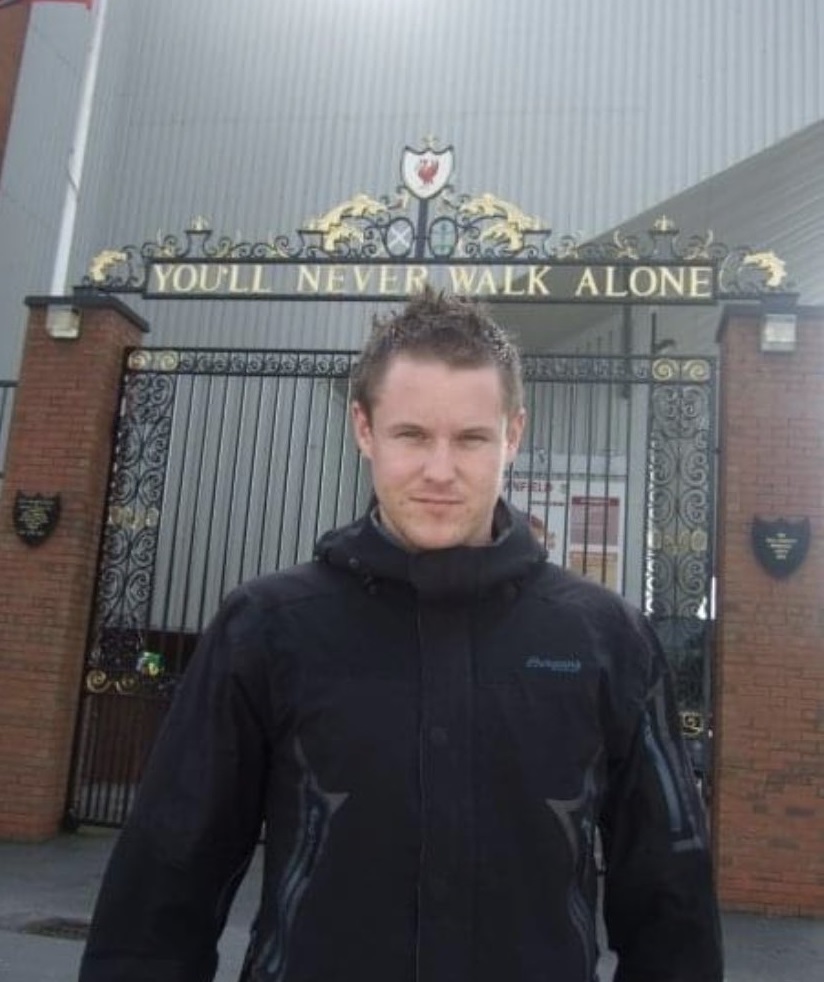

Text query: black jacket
(79, 503), (723, 982)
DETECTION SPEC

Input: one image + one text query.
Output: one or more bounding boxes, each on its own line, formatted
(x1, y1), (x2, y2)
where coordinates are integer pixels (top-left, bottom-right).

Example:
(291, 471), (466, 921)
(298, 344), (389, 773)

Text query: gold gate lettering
(148, 261), (714, 301)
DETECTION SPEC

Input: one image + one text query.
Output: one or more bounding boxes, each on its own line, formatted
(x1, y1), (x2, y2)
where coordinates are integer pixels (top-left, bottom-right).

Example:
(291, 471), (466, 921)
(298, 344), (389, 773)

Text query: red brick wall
(714, 307), (824, 916)
(0, 2), (30, 181)
(0, 299), (145, 840)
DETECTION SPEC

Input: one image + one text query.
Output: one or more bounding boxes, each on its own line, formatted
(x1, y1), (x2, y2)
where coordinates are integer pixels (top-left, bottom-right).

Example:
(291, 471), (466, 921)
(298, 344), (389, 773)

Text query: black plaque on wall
(13, 492), (61, 546)
(751, 516), (810, 579)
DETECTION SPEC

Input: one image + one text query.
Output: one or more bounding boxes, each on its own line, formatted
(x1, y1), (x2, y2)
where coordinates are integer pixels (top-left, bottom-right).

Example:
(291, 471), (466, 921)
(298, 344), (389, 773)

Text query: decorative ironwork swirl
(127, 347), (358, 378)
(682, 359), (712, 382)
(645, 365), (716, 720)
(124, 350), (717, 386)
(661, 616), (708, 715)
(523, 355), (715, 385)
(128, 349), (180, 373)
(80, 199), (794, 300)
(86, 370), (176, 694)
(125, 349), (715, 389)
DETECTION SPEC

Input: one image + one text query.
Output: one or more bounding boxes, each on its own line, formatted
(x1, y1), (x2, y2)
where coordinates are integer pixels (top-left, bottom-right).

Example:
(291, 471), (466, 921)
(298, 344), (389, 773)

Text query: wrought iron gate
(65, 348), (716, 827)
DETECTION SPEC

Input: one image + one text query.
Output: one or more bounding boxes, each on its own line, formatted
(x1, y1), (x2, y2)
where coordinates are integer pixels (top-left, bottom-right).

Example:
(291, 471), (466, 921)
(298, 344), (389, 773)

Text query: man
(79, 289), (723, 982)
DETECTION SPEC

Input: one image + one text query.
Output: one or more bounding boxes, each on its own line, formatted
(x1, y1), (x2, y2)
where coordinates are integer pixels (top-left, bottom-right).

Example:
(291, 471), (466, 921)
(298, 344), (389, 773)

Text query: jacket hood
(314, 499), (547, 601)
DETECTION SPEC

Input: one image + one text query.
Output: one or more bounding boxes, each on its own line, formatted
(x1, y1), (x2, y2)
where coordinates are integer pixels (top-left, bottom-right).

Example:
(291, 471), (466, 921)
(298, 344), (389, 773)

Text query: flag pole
(49, 0), (108, 295)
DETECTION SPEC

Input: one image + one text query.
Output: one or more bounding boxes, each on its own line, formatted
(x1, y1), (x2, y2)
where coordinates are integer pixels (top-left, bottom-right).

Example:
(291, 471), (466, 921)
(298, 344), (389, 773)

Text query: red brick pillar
(0, 295), (147, 841)
(714, 305), (824, 916)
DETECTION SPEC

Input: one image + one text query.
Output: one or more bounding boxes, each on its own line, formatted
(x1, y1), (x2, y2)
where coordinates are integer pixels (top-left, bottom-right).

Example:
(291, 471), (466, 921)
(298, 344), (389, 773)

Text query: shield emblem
(13, 491), (61, 546)
(751, 516), (810, 578)
(400, 144), (454, 200)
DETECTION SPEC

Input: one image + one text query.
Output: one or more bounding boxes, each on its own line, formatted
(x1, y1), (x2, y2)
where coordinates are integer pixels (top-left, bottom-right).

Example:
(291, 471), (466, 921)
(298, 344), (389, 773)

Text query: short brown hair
(351, 288), (524, 417)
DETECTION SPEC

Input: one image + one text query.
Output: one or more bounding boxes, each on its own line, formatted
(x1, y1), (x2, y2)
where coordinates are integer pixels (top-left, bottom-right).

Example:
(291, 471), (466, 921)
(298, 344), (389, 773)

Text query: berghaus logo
(525, 656), (582, 673)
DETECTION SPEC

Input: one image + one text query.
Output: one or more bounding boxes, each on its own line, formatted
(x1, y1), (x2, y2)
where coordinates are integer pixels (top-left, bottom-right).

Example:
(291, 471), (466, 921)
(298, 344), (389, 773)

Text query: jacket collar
(315, 499), (546, 601)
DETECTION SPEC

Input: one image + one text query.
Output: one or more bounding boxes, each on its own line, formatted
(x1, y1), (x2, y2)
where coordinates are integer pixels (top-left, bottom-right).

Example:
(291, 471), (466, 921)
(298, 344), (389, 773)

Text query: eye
(459, 432), (490, 445)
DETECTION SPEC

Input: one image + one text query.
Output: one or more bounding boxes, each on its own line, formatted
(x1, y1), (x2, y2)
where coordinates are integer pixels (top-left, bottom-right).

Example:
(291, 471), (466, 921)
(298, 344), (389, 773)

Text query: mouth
(411, 497), (462, 506)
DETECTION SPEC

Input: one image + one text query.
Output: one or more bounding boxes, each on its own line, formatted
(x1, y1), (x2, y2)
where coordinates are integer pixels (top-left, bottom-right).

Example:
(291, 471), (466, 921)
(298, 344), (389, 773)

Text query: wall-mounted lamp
(760, 311), (797, 353)
(45, 304), (81, 340)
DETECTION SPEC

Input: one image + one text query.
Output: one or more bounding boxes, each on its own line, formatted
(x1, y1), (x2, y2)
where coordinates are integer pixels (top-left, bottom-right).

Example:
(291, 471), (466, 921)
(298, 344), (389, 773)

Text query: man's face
(352, 355), (525, 551)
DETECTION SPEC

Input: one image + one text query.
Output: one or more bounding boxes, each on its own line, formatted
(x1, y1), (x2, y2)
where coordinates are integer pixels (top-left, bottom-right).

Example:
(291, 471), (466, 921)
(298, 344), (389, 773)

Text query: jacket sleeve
(599, 614), (724, 982)
(78, 586), (286, 982)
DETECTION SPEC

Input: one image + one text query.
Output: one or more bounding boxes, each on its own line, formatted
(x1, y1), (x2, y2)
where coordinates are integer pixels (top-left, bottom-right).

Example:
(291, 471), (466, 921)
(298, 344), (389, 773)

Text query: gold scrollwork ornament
(683, 359), (711, 382)
(88, 249), (128, 285)
(115, 674), (139, 695)
(458, 193), (544, 252)
(307, 193), (387, 252)
(107, 505), (161, 531)
(741, 250), (787, 289)
(680, 711), (705, 737)
(86, 669), (110, 693)
(652, 358), (678, 382)
(128, 349), (180, 373)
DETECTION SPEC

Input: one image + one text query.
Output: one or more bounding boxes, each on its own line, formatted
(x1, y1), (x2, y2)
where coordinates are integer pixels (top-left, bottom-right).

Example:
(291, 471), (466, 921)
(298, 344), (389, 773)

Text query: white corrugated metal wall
(0, 5), (91, 372)
(1, 0), (823, 371)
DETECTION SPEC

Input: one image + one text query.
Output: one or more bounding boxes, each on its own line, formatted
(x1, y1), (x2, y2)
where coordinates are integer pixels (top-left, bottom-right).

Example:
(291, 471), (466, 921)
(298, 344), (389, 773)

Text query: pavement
(1, 828), (823, 981)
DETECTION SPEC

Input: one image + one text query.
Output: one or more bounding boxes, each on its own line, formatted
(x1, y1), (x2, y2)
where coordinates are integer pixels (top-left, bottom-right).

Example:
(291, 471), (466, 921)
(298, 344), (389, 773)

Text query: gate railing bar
(621, 374), (634, 600)
(580, 365), (597, 579)
(217, 377), (248, 606)
(274, 376), (300, 570)
(312, 377), (336, 549)
(158, 376), (193, 648)
(295, 374), (319, 564)
(333, 380), (350, 530)
(599, 378), (616, 587)
(236, 377), (265, 584)
(642, 375), (654, 617)
(561, 382), (576, 569)
(179, 377), (211, 637)
(702, 362), (720, 798)
(197, 376), (231, 632)
(543, 382), (558, 559)
(256, 376), (282, 576)
(525, 376), (539, 522)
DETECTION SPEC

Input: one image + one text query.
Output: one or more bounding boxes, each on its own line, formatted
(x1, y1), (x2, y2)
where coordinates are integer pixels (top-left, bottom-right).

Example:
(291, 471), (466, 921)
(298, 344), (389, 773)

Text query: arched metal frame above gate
(81, 139), (792, 305)
(67, 140), (785, 827)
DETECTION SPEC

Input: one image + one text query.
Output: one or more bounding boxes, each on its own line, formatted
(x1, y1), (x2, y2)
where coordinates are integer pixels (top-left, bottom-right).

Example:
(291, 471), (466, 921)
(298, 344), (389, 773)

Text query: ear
(504, 408), (526, 465)
(351, 401), (374, 459)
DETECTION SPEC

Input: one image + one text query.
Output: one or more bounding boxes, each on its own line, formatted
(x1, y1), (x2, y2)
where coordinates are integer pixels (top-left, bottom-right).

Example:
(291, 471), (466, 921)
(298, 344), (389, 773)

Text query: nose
(422, 439), (457, 484)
